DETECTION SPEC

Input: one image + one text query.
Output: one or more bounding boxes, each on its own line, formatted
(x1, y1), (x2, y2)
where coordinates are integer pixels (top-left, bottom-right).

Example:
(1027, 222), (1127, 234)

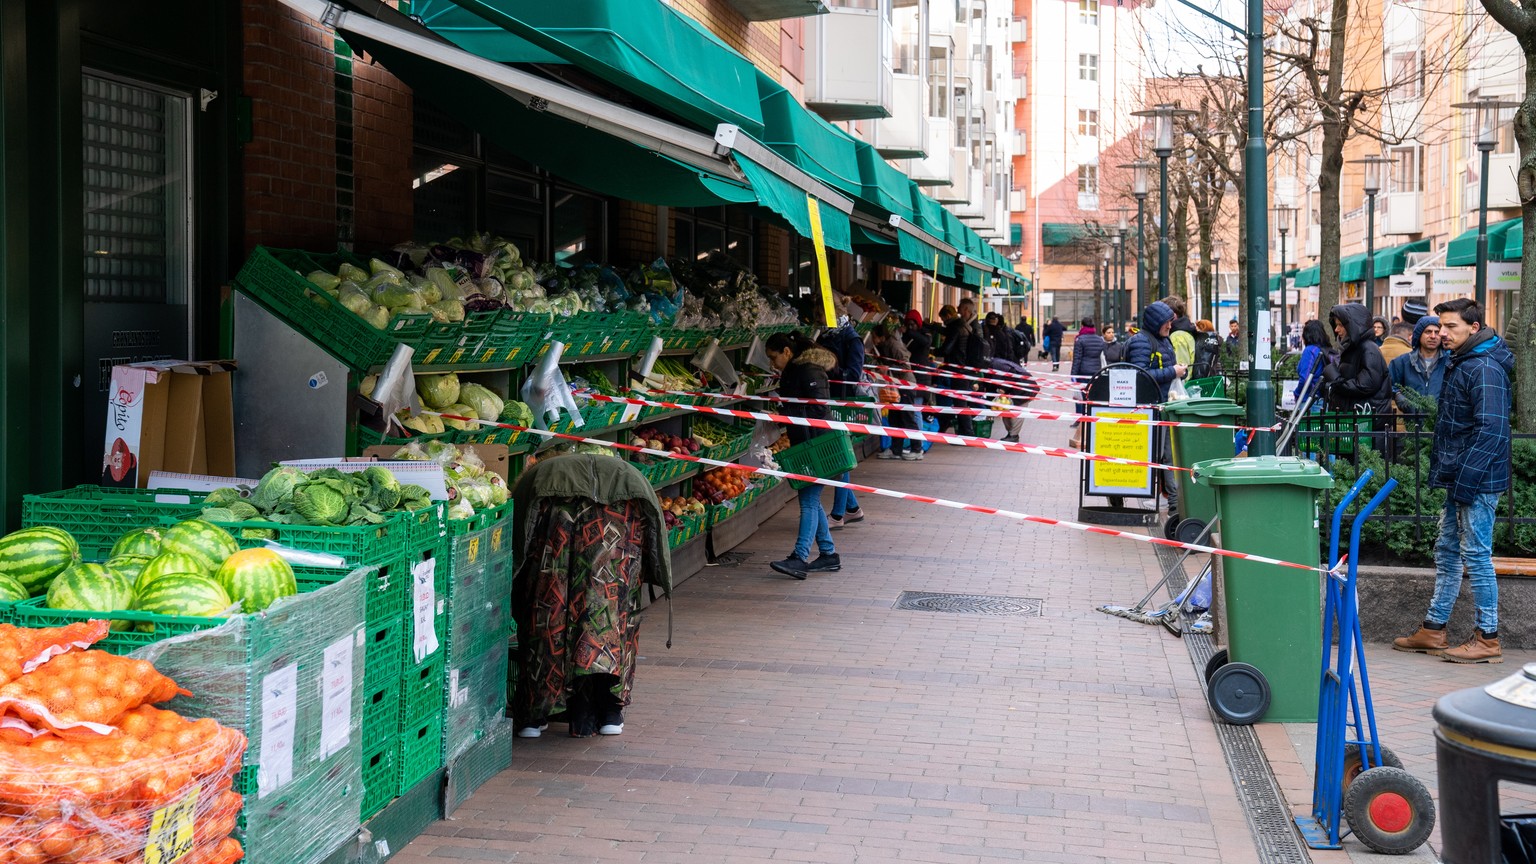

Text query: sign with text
(1389, 273), (1427, 298)
(1087, 407), (1155, 497)
(1490, 261), (1522, 290)
(1429, 268), (1475, 295)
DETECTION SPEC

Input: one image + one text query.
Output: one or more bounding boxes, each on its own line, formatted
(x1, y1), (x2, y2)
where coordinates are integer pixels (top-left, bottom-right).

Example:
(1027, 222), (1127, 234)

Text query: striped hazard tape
(423, 412), (1322, 573)
(832, 377), (1166, 412)
(869, 360), (1086, 391)
(578, 393), (1187, 471)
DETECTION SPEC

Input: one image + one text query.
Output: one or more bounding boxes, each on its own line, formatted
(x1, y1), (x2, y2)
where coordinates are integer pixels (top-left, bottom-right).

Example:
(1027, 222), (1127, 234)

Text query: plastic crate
(444, 646), (510, 763)
(667, 512), (704, 549)
(699, 423), (753, 463)
(1185, 377), (1228, 398)
(399, 652), (447, 728)
(362, 679), (402, 743)
(361, 736), (399, 821)
(355, 424), (455, 452)
(447, 590), (512, 664)
(776, 432), (856, 489)
(1296, 411), (1376, 457)
(637, 457), (692, 488)
(363, 614), (404, 690)
(234, 247), (432, 372)
(444, 718), (514, 815)
(461, 424), (531, 453)
(21, 486), (206, 558)
(210, 510), (418, 566)
(404, 503), (446, 556)
(550, 401), (628, 435)
(398, 715), (445, 793)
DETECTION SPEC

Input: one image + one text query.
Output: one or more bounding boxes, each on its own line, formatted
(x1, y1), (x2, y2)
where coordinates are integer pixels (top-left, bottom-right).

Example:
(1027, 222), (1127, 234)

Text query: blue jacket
(1431, 328), (1515, 503)
(1388, 349), (1447, 407)
(1295, 345), (1325, 400)
(1127, 302), (1179, 400)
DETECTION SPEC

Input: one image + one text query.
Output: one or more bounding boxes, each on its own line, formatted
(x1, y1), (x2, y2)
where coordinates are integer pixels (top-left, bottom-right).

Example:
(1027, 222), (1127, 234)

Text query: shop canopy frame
(1447, 218), (1522, 266)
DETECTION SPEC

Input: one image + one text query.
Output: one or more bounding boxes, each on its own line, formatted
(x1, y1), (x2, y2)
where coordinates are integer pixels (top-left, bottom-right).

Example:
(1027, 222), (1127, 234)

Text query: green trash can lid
(1160, 397), (1246, 419)
(1192, 455), (1334, 488)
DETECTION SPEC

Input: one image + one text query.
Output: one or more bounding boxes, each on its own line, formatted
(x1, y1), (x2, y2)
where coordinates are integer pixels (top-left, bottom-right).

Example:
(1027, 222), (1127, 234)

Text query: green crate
(404, 504), (446, 556)
(447, 590), (511, 664)
(212, 511), (413, 566)
(667, 511), (704, 549)
(234, 247), (432, 372)
(305, 556), (409, 625)
(700, 424), (753, 463)
(363, 614), (404, 689)
(444, 646), (510, 762)
(461, 424), (531, 452)
(447, 502), (510, 537)
(362, 679), (401, 743)
(444, 718), (513, 815)
(637, 457), (691, 488)
(1297, 411), (1375, 457)
(354, 424), (455, 453)
(361, 735), (399, 821)
(777, 432), (856, 489)
(22, 486), (207, 558)
(400, 651), (447, 727)
(399, 715), (445, 794)
(1185, 377), (1227, 398)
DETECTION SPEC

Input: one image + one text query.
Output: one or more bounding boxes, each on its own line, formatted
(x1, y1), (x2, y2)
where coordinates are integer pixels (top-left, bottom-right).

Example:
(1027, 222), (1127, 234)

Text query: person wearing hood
(1388, 315), (1447, 409)
(1068, 318), (1107, 449)
(940, 299), (983, 436)
(1160, 295), (1197, 367)
(1393, 298), (1515, 664)
(902, 310), (934, 367)
(1380, 321), (1413, 366)
(765, 332), (843, 579)
(1126, 301), (1187, 401)
(1319, 303), (1392, 414)
(1370, 316), (1389, 345)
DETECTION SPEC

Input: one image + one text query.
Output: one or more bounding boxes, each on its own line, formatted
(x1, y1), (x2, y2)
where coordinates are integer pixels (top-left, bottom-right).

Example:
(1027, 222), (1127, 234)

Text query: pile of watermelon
(0, 520), (299, 624)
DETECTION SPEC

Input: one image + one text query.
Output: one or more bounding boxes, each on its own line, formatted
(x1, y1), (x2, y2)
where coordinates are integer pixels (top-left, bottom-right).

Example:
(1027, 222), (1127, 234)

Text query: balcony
(723, 0), (829, 20)
(1008, 189), (1026, 213)
(907, 119), (955, 186)
(1383, 191), (1423, 235)
(1466, 152), (1522, 211)
(803, 4), (894, 120)
(1077, 192), (1100, 211)
(1010, 18), (1027, 43)
(871, 74), (928, 159)
(1013, 130), (1026, 155)
(952, 169), (987, 216)
(935, 152), (973, 204)
(1469, 32), (1523, 98)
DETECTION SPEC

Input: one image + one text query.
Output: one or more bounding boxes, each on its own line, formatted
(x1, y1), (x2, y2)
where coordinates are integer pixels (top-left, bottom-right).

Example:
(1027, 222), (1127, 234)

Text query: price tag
(319, 634), (355, 760)
(582, 341), (596, 355)
(423, 348), (442, 365)
(258, 664), (298, 797)
(143, 783), (201, 864)
(411, 558), (440, 663)
(466, 536), (481, 565)
(449, 348), (466, 364)
(481, 347), (498, 363)
(491, 526), (504, 552)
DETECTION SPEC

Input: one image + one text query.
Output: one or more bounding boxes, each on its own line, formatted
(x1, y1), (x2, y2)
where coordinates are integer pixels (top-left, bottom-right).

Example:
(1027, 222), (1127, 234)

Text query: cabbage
(458, 383), (505, 423)
(417, 373), (460, 409)
(339, 283), (372, 315)
(400, 484), (432, 510)
(227, 501), (261, 521)
(362, 305), (391, 329)
(448, 499), (476, 520)
(416, 275), (443, 305)
(428, 300), (465, 323)
(307, 271), (341, 291)
(373, 281), (422, 309)
(203, 487), (244, 508)
(360, 374), (378, 399)
(361, 466), (402, 511)
(508, 269), (537, 294)
(499, 400), (535, 428)
(370, 258), (406, 280)
(401, 413), (445, 435)
(252, 466), (305, 512)
(487, 473), (509, 505)
(338, 262), (368, 283)
(440, 403), (479, 431)
(293, 480), (348, 525)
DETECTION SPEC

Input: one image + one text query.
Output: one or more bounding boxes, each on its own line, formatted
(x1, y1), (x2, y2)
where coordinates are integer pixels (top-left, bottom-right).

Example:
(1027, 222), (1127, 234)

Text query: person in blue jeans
(1393, 298), (1514, 663)
(764, 331), (841, 579)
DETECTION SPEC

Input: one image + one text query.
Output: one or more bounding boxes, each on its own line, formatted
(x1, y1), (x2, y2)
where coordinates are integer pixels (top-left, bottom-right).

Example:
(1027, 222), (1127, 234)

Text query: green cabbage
(401, 413), (445, 435)
(362, 466), (402, 510)
(203, 487), (244, 508)
(457, 383), (505, 424)
(201, 507), (237, 523)
(339, 283), (372, 315)
(293, 480), (349, 525)
(370, 258), (405, 280)
(372, 281), (422, 309)
(426, 268), (458, 301)
(448, 499), (475, 520)
(498, 400), (535, 428)
(440, 403), (479, 431)
(417, 373), (460, 409)
(252, 466), (306, 512)
(415, 275), (443, 305)
(227, 501), (261, 520)
(307, 271), (341, 291)
(399, 484), (432, 510)
(338, 262), (368, 283)
(428, 300), (465, 323)
(362, 305), (391, 329)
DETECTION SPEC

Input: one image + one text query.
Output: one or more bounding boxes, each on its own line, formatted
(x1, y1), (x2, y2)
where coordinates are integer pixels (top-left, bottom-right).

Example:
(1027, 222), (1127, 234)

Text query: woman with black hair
(1294, 319), (1333, 402)
(764, 332), (842, 579)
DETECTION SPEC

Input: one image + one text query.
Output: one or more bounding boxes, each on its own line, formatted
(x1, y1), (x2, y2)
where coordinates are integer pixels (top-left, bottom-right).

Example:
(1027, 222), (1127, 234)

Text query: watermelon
(110, 528), (163, 561)
(0, 574), (26, 603)
(106, 556), (149, 589)
(134, 574), (234, 618)
(215, 548), (298, 613)
(0, 526), (81, 596)
(46, 563), (134, 629)
(159, 520), (240, 572)
(134, 553), (208, 593)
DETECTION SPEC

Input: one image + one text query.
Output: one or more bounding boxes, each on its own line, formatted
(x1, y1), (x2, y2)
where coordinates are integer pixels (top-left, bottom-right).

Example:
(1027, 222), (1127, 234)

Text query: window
(954, 85), (969, 147)
(1079, 54), (1099, 82)
(1079, 0), (1099, 24)
(1389, 51), (1424, 99)
(1078, 164), (1099, 195)
(1389, 147), (1422, 193)
(675, 206), (756, 267)
(1077, 109), (1099, 137)
(929, 44), (951, 119)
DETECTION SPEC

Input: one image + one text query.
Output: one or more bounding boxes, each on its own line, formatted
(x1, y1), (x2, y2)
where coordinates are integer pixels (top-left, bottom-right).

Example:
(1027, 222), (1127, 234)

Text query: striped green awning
(1448, 218), (1521, 266)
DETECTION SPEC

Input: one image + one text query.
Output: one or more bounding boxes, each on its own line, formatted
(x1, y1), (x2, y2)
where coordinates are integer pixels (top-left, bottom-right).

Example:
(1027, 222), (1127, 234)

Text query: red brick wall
(241, 0), (336, 252)
(352, 59), (413, 251)
(615, 201), (660, 264)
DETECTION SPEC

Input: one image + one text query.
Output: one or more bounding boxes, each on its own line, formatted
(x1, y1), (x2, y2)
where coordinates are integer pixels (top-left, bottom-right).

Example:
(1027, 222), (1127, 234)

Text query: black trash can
(1434, 662), (1536, 862)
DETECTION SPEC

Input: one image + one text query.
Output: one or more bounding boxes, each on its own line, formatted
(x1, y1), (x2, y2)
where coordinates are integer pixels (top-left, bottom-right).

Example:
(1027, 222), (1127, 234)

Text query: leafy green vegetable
(293, 481), (349, 525)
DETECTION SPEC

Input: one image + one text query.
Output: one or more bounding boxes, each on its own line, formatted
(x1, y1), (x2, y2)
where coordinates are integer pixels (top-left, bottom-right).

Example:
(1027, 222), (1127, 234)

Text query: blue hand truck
(1294, 469), (1435, 854)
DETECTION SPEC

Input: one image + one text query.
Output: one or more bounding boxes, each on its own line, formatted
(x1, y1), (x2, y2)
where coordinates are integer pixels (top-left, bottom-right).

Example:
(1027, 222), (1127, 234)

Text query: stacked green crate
(443, 507), (513, 765)
(133, 567), (368, 864)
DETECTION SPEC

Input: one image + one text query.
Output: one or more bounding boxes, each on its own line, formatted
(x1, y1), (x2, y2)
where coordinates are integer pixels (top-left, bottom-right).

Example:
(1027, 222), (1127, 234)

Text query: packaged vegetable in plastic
(416, 373), (461, 410)
(371, 279), (425, 311)
(428, 299), (465, 323)
(440, 403), (479, 431)
(457, 383), (505, 423)
(306, 271), (341, 292)
(362, 305), (391, 329)
(0, 621), (108, 686)
(0, 649), (188, 739)
(338, 282), (372, 315)
(338, 262), (368, 283)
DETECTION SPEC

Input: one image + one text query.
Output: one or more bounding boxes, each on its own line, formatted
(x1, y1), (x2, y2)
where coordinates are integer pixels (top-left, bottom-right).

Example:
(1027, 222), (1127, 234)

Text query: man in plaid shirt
(1394, 298), (1515, 663)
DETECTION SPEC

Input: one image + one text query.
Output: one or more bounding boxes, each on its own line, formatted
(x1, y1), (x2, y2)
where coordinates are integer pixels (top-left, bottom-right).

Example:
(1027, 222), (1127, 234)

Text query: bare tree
(1471, 0), (1536, 428)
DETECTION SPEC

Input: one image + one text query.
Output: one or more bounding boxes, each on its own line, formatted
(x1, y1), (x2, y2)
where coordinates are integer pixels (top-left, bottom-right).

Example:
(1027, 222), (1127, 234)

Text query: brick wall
(615, 201), (661, 263)
(351, 58), (413, 250)
(666, 0), (782, 78)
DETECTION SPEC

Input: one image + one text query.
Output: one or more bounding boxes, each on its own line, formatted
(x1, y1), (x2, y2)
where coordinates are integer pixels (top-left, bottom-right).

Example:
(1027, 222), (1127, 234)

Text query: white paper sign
(1490, 261), (1522, 290)
(1255, 310), (1273, 371)
(1389, 273), (1427, 298)
(1429, 268), (1475, 294)
(148, 472), (264, 495)
(1108, 367), (1138, 407)
(319, 634), (355, 760)
(411, 558), (440, 663)
(258, 664), (299, 798)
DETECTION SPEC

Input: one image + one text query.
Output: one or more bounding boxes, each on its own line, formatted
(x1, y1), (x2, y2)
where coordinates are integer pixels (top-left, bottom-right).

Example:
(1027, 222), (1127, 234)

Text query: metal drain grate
(1151, 543), (1311, 864)
(893, 592), (1043, 617)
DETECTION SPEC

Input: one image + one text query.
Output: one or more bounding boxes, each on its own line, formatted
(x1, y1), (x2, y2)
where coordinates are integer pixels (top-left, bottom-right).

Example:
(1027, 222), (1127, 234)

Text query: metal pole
(1476, 143), (1492, 310)
(1136, 196), (1147, 318)
(1365, 191), (1376, 315)
(1279, 227), (1288, 354)
(1244, 0), (1274, 455)
(1117, 242), (1126, 329)
(1158, 156), (1171, 299)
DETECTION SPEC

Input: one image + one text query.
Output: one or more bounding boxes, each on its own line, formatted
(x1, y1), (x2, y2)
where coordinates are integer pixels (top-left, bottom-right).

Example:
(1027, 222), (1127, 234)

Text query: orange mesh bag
(0, 651), (188, 740)
(0, 622), (109, 686)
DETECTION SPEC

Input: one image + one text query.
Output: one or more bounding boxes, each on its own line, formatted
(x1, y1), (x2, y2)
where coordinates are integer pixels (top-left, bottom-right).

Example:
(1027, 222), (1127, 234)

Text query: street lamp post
(1110, 206), (1134, 328)
(1211, 239), (1225, 326)
(1453, 97), (1520, 310)
(1131, 106), (1197, 301)
(1100, 246), (1111, 326)
(1274, 204), (1296, 353)
(1119, 161), (1155, 317)
(1350, 154), (1392, 315)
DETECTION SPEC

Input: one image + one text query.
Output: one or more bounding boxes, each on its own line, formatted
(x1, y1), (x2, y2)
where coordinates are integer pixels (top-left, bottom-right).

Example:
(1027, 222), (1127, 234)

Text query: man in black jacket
(941, 299), (983, 435)
(1321, 303), (1392, 414)
(1043, 317), (1066, 370)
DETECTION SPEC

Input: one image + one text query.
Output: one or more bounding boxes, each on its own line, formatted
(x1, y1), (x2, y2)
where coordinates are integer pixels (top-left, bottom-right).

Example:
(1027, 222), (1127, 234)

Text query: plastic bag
(690, 339), (740, 387)
(521, 341), (581, 430)
(0, 621), (109, 685)
(0, 650), (188, 740)
(745, 334), (773, 373)
(1168, 378), (1189, 401)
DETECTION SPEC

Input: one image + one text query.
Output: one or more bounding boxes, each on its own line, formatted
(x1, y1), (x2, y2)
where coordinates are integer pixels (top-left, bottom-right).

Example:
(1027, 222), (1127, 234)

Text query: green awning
(1372, 238), (1433, 277)
(1268, 268), (1299, 292)
(1447, 218), (1521, 266)
(908, 184), (957, 277)
(735, 154), (851, 253)
(851, 225), (907, 269)
(413, 0), (766, 137)
(1010, 223), (1023, 246)
(1296, 266), (1320, 288)
(757, 72), (862, 200)
(1338, 251), (1370, 283)
(896, 231), (951, 277)
(1042, 223), (1091, 246)
(853, 140), (913, 220)
(338, 21), (760, 208)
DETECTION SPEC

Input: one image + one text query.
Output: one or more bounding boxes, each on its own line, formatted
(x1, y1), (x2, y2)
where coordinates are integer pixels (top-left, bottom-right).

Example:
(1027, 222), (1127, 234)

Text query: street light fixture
(1274, 204), (1297, 354)
(1452, 97), (1521, 310)
(1099, 245), (1112, 326)
(1131, 105), (1197, 302)
(1118, 161), (1156, 317)
(1349, 154), (1392, 315)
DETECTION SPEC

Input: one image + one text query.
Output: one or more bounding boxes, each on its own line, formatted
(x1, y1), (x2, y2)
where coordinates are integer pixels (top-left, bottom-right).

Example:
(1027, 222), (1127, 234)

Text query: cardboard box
(103, 361), (237, 488)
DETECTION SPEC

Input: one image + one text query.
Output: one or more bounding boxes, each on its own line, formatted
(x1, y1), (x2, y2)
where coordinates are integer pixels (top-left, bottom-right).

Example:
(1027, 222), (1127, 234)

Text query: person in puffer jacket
(1320, 303), (1391, 414)
(1126, 301), (1187, 402)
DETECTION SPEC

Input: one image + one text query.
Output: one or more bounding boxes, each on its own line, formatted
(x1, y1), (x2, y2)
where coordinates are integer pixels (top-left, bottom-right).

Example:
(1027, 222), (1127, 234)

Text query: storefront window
(485, 171), (542, 256)
(674, 206), (755, 267)
(550, 188), (606, 265)
(413, 150), (476, 242)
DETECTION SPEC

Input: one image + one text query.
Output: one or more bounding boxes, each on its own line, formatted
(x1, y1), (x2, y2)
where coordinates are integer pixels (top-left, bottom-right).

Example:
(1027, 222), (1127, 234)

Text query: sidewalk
(393, 412), (1265, 864)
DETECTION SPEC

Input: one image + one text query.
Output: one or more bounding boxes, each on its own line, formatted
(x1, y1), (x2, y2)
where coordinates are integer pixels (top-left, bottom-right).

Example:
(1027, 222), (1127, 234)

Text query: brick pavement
(393, 414), (1267, 864)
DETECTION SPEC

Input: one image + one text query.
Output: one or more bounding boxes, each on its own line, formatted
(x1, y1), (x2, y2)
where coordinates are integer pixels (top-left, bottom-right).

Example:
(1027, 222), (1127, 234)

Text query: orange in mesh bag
(0, 622), (109, 686)
(0, 652), (188, 741)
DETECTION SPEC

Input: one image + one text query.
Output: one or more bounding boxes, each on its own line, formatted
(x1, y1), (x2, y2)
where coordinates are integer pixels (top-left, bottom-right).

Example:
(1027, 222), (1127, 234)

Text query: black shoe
(771, 556), (810, 579)
(807, 553), (841, 572)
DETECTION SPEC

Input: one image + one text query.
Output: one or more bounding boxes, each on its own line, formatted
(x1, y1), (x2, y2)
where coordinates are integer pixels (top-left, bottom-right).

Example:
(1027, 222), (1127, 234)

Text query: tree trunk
(1173, 194), (1191, 300)
(1511, 51), (1536, 430)
(1316, 0), (1351, 319)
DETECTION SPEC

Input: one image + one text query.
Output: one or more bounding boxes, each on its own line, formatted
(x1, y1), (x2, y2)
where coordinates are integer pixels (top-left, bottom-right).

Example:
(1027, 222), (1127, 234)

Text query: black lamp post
(1349, 154), (1392, 315)
(1131, 105), (1196, 300)
(1119, 161), (1155, 315)
(1110, 206), (1133, 329)
(1274, 204), (1296, 353)
(1452, 97), (1520, 310)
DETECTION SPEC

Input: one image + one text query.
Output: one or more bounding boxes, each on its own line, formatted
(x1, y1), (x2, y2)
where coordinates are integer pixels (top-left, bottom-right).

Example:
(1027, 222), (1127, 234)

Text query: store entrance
(81, 71), (193, 485)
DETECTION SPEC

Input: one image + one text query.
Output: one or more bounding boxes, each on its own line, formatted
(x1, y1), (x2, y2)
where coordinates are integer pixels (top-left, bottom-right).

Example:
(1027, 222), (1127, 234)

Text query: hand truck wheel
(1175, 518), (1209, 546)
(1342, 743), (1403, 794)
(1164, 514), (1182, 540)
(1203, 649), (1229, 684)
(1342, 766), (1435, 854)
(1207, 662), (1270, 725)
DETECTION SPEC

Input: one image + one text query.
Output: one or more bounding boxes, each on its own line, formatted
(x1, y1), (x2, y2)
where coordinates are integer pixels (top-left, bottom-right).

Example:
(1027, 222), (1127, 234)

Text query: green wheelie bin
(1193, 456), (1332, 724)
(1160, 397), (1245, 545)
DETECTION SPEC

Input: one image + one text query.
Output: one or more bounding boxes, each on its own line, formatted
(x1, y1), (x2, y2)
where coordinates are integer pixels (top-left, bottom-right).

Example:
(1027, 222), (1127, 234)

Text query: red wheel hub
(1368, 792), (1413, 834)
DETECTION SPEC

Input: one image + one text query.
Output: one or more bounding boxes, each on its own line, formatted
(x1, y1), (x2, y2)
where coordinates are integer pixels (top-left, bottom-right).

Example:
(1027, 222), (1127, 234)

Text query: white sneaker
(598, 723), (624, 736)
(900, 451), (922, 461)
(516, 724), (548, 738)
(877, 449), (898, 460)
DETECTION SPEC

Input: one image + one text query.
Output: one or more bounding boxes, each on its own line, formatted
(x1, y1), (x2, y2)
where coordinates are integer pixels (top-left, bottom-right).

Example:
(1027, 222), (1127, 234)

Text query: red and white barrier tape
(579, 393), (1187, 472)
(836, 376), (1167, 412)
(867, 361), (1083, 393)
(423, 412), (1320, 573)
